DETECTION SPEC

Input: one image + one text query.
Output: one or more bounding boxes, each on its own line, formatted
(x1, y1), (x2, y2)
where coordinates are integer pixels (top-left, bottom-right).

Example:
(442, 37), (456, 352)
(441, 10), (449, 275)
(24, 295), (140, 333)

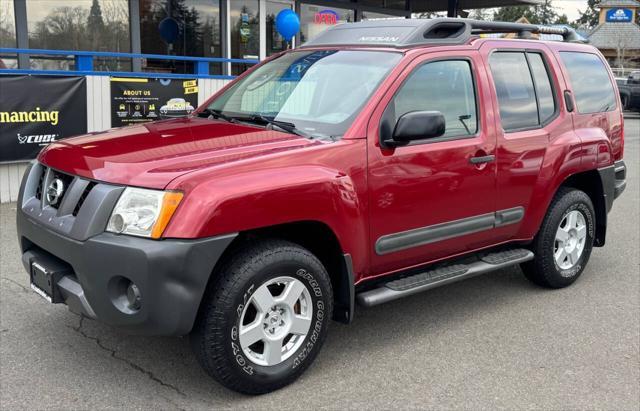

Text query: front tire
(522, 187), (595, 288)
(191, 239), (333, 395)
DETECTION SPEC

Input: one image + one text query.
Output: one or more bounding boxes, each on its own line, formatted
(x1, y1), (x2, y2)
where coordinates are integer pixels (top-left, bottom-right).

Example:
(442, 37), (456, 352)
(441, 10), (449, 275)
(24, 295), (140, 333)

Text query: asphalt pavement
(1, 117), (638, 410)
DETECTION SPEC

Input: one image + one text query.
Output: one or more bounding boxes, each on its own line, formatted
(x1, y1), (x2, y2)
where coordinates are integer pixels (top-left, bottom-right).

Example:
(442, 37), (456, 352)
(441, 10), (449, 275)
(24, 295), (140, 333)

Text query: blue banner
(606, 8), (633, 22)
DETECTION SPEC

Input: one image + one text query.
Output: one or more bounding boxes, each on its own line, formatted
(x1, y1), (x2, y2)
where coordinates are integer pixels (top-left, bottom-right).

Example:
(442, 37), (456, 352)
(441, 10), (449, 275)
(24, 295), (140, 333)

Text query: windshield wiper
(198, 108), (237, 124)
(248, 115), (312, 138)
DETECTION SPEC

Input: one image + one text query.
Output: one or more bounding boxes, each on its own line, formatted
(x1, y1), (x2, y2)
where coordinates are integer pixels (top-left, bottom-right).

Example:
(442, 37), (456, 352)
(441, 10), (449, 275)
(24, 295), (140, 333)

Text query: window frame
(380, 56), (481, 147)
(488, 48), (560, 134)
(559, 50), (618, 115)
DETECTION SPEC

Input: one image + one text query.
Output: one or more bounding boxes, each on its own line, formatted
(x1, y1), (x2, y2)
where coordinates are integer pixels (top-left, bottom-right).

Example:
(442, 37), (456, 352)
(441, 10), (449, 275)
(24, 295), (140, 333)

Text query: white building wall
(0, 76), (231, 203)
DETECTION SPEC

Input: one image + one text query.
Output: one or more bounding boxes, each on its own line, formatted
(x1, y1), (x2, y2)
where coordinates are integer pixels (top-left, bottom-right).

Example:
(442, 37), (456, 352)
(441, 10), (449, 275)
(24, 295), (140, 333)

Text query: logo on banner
(17, 133), (59, 145)
(315, 10), (339, 25)
(606, 8), (633, 22)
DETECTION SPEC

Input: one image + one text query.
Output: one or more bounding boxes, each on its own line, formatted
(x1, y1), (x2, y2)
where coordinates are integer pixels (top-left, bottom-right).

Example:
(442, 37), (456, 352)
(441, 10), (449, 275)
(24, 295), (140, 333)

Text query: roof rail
(468, 20), (586, 43)
(300, 18), (587, 49)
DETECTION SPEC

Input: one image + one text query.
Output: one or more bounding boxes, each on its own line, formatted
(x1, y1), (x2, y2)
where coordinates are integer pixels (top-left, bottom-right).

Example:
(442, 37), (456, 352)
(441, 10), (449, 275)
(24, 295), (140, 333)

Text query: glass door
(264, 0), (294, 58)
(230, 0), (260, 75)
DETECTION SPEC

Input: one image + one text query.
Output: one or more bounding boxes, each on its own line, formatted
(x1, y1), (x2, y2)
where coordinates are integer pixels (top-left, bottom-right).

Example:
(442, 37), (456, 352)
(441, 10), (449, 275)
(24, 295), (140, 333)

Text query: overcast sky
(553, 0), (590, 21)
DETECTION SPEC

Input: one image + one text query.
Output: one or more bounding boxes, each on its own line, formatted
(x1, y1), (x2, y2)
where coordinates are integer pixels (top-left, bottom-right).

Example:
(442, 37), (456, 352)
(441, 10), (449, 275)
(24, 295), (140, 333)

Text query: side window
(560, 52), (617, 114)
(489, 52), (539, 130)
(389, 60), (478, 139)
(528, 53), (556, 124)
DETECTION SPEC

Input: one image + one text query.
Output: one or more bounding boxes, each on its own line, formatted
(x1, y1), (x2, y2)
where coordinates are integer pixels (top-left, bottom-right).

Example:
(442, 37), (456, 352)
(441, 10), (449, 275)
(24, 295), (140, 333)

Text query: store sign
(315, 10), (339, 25)
(606, 8), (633, 22)
(0, 75), (87, 162)
(110, 78), (198, 127)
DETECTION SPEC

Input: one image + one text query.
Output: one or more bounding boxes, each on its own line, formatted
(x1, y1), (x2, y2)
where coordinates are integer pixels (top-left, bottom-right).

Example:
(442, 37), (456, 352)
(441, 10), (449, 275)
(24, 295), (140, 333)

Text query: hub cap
(239, 276), (312, 367)
(554, 210), (587, 270)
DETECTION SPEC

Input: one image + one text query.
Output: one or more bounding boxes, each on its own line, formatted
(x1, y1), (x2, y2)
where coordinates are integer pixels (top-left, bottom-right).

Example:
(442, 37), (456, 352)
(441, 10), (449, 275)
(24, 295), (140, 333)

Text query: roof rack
(300, 18), (587, 49)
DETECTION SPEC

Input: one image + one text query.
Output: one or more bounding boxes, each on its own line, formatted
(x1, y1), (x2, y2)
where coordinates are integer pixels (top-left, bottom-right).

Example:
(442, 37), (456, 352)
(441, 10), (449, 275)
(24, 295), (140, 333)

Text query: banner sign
(110, 77), (199, 127)
(606, 8), (633, 22)
(0, 75), (87, 162)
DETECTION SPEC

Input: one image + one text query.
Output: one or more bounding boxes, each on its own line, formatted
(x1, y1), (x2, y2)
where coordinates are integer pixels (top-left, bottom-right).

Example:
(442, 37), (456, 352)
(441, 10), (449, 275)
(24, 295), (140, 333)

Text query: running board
(357, 249), (534, 307)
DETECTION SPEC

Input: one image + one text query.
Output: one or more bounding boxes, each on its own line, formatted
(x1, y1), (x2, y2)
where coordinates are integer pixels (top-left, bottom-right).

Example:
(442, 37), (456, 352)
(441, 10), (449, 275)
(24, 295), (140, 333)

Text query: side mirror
(384, 111), (446, 147)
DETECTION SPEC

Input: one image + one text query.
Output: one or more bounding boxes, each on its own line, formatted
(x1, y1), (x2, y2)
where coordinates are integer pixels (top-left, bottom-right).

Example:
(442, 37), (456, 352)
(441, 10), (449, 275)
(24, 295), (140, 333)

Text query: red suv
(17, 19), (626, 394)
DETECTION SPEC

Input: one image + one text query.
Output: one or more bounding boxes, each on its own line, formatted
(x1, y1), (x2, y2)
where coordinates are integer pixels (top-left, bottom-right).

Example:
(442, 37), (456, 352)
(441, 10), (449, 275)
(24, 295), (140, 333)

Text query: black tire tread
(522, 187), (594, 288)
(191, 239), (332, 395)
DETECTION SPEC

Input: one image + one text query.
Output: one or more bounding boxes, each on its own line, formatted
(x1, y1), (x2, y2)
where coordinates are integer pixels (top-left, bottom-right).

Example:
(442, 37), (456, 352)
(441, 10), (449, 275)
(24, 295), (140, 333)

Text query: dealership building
(0, 0), (543, 74)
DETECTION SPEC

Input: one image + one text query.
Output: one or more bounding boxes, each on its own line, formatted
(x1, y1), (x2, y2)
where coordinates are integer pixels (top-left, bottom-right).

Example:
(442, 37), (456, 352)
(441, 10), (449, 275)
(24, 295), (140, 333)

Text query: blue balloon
(159, 17), (180, 44)
(275, 9), (300, 41)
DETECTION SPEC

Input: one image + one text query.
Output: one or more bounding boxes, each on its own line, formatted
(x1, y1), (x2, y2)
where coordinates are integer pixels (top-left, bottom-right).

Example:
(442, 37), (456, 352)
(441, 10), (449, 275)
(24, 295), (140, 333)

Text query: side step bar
(357, 249), (534, 307)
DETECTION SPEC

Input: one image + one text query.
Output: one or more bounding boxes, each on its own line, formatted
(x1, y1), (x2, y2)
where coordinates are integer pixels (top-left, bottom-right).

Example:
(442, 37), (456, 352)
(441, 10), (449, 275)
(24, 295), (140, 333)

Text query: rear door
(366, 50), (499, 276)
(479, 42), (574, 242)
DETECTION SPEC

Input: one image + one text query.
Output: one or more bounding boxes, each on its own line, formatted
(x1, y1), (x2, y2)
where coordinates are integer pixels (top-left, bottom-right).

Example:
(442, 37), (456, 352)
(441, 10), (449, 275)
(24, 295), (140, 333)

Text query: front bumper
(17, 163), (236, 336)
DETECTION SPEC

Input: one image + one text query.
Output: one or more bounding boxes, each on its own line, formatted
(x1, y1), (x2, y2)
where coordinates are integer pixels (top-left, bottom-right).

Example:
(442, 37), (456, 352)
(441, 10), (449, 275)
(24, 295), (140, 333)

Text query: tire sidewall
(225, 259), (331, 386)
(548, 196), (595, 282)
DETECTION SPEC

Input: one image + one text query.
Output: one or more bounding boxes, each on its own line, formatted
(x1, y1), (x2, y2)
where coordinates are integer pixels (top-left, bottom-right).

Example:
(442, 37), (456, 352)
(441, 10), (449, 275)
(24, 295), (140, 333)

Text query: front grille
(35, 167), (46, 200)
(22, 163), (124, 242)
(73, 182), (96, 216)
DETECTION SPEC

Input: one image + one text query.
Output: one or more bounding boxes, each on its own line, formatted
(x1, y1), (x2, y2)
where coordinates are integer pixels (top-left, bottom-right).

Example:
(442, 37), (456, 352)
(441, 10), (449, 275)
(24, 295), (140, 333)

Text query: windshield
(207, 50), (401, 139)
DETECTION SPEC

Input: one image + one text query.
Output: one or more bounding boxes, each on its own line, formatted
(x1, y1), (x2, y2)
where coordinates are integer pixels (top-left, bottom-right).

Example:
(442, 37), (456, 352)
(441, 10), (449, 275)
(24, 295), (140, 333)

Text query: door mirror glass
(387, 111), (445, 146)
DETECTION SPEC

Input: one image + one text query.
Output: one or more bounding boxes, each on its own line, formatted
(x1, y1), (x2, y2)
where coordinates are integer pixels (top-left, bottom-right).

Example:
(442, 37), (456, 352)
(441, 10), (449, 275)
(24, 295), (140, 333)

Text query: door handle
(469, 155), (495, 164)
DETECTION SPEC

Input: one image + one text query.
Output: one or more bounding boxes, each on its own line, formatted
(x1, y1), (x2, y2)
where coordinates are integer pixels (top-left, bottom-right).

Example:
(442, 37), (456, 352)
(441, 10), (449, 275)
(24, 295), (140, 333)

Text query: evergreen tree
(87, 0), (105, 50)
(575, 0), (600, 29)
(493, 6), (539, 23)
(534, 0), (558, 25)
(469, 8), (490, 21)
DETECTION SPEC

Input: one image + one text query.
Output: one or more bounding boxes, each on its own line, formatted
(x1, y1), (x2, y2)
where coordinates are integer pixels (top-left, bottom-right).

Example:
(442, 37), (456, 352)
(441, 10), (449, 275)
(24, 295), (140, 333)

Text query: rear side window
(560, 52), (616, 114)
(389, 59), (478, 139)
(489, 51), (557, 131)
(528, 53), (556, 123)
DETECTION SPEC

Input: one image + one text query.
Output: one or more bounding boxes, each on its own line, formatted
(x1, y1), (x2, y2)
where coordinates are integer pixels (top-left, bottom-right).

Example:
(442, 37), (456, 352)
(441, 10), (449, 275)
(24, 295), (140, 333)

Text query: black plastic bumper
(17, 209), (236, 336)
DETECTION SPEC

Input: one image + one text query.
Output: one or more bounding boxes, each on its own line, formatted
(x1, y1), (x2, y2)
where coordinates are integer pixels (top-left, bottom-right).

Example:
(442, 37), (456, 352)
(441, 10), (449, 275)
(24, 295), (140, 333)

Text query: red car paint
(38, 38), (624, 285)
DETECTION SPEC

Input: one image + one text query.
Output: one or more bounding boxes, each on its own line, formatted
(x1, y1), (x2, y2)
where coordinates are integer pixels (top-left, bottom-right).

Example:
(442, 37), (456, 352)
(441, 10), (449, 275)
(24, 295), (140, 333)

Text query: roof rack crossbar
(300, 18), (587, 49)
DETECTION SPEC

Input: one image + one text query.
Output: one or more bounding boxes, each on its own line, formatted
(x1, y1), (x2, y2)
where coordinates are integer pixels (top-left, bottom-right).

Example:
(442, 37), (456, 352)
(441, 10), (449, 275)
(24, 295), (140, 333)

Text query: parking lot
(1, 116), (638, 410)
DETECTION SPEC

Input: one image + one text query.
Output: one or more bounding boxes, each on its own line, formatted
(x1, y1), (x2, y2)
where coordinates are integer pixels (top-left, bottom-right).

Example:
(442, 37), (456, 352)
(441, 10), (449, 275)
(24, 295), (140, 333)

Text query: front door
(367, 51), (499, 276)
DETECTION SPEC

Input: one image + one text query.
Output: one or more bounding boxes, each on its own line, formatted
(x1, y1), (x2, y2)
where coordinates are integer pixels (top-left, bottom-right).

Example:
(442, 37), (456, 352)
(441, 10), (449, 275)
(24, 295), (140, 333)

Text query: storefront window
(266, 1), (293, 57)
(359, 0), (406, 10)
(230, 0), (259, 75)
(140, 0), (222, 75)
(0, 0), (17, 68)
(300, 3), (354, 44)
(26, 0), (130, 70)
(360, 10), (404, 20)
(0, 0), (15, 47)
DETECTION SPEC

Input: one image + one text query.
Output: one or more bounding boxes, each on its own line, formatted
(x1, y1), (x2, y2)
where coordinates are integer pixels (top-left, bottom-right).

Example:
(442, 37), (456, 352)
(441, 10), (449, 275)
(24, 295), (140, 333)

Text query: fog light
(108, 276), (141, 314)
(126, 283), (142, 310)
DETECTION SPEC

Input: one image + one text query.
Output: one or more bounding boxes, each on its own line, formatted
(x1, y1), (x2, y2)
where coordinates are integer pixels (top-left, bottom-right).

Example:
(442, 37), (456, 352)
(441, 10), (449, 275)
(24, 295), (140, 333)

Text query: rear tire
(522, 187), (595, 288)
(191, 239), (333, 395)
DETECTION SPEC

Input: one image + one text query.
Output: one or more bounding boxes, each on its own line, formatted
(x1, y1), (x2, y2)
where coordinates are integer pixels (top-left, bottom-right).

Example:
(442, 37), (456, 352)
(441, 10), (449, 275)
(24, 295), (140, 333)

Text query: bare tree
(0, 0), (16, 47)
(614, 32), (632, 71)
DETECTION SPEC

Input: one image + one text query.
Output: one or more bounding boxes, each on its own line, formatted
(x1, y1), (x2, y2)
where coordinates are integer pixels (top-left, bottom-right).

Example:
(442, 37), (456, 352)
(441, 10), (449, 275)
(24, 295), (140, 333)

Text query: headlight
(106, 187), (183, 239)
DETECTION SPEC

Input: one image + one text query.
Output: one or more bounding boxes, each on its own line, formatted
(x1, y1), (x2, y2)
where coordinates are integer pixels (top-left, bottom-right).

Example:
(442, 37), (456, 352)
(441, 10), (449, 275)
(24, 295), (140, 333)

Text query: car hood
(39, 117), (319, 189)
